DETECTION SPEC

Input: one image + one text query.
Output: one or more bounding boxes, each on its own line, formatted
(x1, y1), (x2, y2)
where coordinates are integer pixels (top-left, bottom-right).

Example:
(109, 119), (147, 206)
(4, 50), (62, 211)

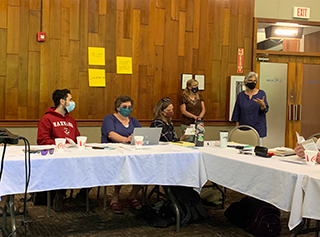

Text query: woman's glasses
(122, 105), (132, 109)
(161, 97), (171, 103)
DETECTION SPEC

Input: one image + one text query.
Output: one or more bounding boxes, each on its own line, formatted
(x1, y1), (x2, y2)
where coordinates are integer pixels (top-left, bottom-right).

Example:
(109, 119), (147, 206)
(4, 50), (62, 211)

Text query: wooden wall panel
(0, 0), (256, 125)
(0, 29), (6, 76)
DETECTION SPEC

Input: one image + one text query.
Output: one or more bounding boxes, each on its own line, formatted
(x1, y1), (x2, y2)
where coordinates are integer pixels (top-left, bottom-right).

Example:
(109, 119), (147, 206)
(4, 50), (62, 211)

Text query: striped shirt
(150, 119), (180, 142)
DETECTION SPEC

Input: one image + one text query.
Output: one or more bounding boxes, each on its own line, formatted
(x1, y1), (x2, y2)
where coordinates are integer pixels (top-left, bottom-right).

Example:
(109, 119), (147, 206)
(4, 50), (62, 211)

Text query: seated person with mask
(37, 89), (95, 211)
(101, 95), (142, 214)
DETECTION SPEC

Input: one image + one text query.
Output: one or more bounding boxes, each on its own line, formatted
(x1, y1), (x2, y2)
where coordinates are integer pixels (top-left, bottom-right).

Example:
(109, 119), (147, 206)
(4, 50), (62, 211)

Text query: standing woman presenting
(180, 79), (206, 142)
(231, 72), (269, 139)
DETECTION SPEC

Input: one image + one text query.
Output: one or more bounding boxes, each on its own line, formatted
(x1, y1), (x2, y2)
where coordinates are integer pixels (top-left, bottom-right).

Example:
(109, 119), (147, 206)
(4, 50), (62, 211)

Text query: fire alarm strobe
(37, 32), (46, 42)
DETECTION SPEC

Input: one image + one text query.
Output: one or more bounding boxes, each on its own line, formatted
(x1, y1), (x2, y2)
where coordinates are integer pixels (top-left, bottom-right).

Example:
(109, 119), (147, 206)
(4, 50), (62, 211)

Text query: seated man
(294, 143), (320, 163)
(37, 89), (94, 211)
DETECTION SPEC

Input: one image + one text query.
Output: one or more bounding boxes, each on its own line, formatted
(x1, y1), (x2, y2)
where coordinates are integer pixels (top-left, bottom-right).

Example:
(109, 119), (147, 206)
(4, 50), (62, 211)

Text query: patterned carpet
(1, 185), (316, 237)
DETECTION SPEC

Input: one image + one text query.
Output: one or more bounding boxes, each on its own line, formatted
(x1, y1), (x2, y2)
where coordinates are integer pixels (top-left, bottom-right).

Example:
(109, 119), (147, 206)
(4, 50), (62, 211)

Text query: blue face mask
(66, 101), (75, 113)
(191, 87), (199, 93)
(119, 107), (132, 117)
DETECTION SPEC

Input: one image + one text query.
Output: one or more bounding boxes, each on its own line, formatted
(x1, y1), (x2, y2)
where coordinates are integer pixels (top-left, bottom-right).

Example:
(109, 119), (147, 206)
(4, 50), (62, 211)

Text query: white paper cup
(76, 136), (87, 149)
(190, 124), (195, 129)
(55, 138), (66, 152)
(220, 131), (228, 148)
(305, 150), (317, 166)
(134, 136), (144, 148)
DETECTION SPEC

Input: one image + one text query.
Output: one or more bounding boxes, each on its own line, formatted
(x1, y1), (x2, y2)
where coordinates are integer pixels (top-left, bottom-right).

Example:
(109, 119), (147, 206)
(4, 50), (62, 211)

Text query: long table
(199, 144), (320, 231)
(1, 143), (319, 234)
(0, 144), (207, 196)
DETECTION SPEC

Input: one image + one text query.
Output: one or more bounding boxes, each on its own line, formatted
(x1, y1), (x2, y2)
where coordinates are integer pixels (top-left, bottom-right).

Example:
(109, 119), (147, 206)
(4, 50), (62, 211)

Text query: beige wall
(255, 0), (320, 21)
(7, 125), (236, 146)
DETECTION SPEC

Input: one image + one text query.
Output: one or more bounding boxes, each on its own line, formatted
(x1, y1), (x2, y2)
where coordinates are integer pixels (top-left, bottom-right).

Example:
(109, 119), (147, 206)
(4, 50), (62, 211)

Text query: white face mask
(65, 101), (75, 113)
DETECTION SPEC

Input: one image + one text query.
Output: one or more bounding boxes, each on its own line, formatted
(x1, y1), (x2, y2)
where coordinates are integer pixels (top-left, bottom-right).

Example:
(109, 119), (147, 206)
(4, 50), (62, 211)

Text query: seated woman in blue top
(101, 95), (142, 214)
(231, 72), (269, 138)
(150, 97), (189, 142)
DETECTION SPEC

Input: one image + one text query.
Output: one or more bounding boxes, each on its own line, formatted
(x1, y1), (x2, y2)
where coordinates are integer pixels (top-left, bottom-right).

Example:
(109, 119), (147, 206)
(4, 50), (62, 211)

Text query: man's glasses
(122, 105), (132, 109)
(29, 148), (54, 156)
(161, 97), (171, 103)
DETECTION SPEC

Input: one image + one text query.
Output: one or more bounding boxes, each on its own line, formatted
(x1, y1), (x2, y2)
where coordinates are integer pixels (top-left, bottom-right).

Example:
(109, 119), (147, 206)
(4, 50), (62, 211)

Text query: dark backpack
(169, 186), (209, 226)
(137, 200), (176, 228)
(224, 197), (281, 237)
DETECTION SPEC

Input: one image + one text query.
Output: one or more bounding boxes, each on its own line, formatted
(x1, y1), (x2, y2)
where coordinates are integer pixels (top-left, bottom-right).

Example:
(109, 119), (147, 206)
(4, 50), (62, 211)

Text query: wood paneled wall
(0, 0), (254, 125)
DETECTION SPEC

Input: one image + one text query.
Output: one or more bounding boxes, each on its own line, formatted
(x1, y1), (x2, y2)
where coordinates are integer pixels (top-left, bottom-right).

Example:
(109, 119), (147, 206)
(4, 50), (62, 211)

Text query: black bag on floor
(169, 186), (209, 226)
(137, 200), (176, 228)
(224, 197), (281, 237)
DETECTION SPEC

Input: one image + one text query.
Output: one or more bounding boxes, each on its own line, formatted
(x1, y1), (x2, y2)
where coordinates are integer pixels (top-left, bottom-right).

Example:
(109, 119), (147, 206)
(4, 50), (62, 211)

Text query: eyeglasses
(122, 105), (132, 109)
(30, 148), (54, 156)
(161, 97), (171, 103)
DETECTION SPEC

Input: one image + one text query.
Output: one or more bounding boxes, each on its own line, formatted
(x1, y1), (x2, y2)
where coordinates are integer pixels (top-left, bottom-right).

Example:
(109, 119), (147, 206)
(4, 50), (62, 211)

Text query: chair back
(307, 132), (320, 140)
(228, 125), (261, 146)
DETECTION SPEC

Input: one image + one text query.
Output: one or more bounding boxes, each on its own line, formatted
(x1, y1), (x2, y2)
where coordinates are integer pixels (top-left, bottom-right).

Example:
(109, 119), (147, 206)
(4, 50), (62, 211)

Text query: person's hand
(294, 143), (305, 158)
(316, 152), (320, 164)
(127, 134), (133, 143)
(253, 96), (266, 110)
(180, 134), (190, 141)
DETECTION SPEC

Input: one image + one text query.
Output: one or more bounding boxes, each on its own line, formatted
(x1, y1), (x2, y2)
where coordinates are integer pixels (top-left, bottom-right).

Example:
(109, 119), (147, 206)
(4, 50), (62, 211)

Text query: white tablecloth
(2, 142), (320, 231)
(0, 144), (207, 196)
(199, 145), (320, 230)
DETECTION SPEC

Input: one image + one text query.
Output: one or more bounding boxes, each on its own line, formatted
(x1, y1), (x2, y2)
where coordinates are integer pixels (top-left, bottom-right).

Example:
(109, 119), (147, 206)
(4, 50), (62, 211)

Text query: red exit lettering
(297, 8), (307, 17)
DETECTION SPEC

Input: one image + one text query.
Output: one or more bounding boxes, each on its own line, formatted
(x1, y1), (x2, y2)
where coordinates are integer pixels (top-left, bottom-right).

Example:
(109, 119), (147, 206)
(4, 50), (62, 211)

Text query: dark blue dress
(231, 90), (269, 138)
(101, 114), (141, 143)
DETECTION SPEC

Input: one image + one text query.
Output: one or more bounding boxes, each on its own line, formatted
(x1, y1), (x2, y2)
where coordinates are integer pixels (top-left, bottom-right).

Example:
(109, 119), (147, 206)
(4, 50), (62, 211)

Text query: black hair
(52, 89), (71, 108)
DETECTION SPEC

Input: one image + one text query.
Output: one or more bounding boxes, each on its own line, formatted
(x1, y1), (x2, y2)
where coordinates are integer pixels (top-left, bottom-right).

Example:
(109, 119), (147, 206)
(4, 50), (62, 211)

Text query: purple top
(231, 90), (269, 138)
(101, 114), (141, 143)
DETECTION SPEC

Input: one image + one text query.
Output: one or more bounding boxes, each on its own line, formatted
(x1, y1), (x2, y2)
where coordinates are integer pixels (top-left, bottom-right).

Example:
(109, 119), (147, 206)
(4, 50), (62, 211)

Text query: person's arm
(180, 103), (197, 120)
(37, 117), (55, 145)
(231, 94), (240, 123)
(108, 132), (131, 143)
(101, 115), (131, 143)
(198, 101), (206, 119)
(180, 134), (190, 141)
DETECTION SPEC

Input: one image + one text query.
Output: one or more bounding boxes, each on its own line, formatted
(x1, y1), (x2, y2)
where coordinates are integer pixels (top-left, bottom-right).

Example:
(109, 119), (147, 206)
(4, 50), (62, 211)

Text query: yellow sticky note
(88, 69), (106, 87)
(88, 47), (105, 65)
(117, 56), (132, 74)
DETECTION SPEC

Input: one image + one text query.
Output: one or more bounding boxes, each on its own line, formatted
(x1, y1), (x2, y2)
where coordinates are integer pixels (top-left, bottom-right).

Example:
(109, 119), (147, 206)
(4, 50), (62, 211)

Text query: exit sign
(293, 7), (310, 19)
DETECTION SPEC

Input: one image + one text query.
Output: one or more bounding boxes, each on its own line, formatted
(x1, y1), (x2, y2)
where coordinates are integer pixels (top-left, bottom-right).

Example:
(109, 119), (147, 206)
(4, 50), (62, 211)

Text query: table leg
(315, 220), (320, 237)
(86, 189), (89, 212)
(2, 196), (8, 235)
(103, 187), (107, 211)
(163, 186), (180, 233)
(47, 191), (51, 217)
(9, 195), (16, 237)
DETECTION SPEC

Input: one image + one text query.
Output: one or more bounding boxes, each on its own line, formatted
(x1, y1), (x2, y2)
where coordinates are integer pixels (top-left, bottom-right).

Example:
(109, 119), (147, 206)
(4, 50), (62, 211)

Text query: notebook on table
(130, 127), (162, 145)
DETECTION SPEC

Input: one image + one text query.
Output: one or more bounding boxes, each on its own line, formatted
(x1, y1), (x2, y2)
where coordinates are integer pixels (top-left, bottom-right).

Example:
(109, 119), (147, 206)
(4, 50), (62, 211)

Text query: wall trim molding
(0, 119), (236, 127)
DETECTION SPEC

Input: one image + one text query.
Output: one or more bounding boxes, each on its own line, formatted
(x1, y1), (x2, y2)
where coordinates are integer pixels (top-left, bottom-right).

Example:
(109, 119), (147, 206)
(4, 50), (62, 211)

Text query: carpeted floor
(1, 185), (317, 237)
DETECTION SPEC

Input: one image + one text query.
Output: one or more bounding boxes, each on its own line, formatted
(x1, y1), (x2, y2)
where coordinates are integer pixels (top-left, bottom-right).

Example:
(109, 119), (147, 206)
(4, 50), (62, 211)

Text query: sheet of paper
(181, 74), (193, 89)
(185, 127), (195, 135)
(316, 138), (320, 150)
(194, 74), (205, 90)
(117, 57), (132, 74)
(88, 69), (106, 87)
(88, 47), (105, 65)
(295, 131), (305, 144)
(301, 139), (318, 151)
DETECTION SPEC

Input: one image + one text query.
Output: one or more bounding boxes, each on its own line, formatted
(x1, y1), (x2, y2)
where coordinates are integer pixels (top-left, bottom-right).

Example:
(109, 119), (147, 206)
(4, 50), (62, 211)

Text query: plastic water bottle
(195, 118), (205, 147)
